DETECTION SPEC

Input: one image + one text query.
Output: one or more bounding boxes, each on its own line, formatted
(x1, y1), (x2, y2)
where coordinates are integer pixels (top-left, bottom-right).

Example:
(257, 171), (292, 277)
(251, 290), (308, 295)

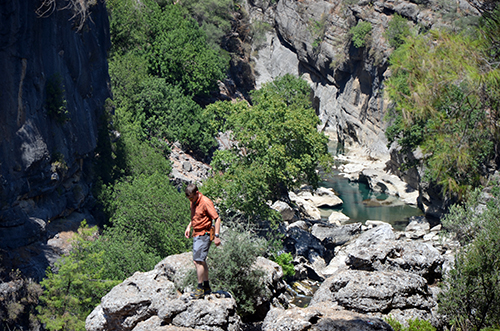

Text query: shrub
(438, 187), (500, 330)
(132, 77), (218, 156)
(385, 14), (410, 48)
(271, 252), (295, 278)
(71, 223), (162, 281)
(207, 227), (268, 317)
(385, 316), (436, 331)
(106, 172), (191, 258)
(350, 20), (372, 48)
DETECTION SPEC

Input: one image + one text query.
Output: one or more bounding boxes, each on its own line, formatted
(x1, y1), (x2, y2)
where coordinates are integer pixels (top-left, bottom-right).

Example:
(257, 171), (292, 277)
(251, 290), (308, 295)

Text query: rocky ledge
(86, 216), (456, 330)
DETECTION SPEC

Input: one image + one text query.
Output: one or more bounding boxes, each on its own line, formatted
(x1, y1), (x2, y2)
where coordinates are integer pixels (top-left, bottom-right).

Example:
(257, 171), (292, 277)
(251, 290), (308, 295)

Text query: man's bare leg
(194, 261), (209, 284)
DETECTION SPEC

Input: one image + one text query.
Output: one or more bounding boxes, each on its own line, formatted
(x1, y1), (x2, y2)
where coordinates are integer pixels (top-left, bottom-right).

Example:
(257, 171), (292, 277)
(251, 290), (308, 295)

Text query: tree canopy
(202, 74), (332, 222)
(385, 17), (500, 197)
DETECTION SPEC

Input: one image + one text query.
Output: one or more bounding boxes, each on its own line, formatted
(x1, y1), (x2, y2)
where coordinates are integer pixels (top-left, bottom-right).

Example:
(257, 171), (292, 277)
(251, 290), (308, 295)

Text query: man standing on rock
(184, 183), (221, 299)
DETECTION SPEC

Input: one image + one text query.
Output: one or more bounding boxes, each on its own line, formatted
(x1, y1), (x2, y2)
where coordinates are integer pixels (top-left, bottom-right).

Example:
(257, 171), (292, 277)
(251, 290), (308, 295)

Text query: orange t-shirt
(190, 193), (219, 237)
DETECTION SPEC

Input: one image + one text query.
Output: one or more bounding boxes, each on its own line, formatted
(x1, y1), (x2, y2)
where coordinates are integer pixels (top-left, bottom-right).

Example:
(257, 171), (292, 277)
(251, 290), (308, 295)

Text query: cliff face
(0, 0), (110, 263)
(246, 0), (476, 159)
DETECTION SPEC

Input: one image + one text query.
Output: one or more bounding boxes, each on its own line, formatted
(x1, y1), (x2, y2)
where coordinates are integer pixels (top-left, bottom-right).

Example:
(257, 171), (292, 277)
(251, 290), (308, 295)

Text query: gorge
(0, 0), (492, 330)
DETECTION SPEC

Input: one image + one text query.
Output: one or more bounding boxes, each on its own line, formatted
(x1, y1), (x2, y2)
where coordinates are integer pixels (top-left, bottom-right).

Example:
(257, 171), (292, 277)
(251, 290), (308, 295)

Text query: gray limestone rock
(271, 200), (296, 222)
(262, 302), (393, 331)
(86, 260), (241, 331)
(346, 239), (445, 282)
(310, 269), (436, 313)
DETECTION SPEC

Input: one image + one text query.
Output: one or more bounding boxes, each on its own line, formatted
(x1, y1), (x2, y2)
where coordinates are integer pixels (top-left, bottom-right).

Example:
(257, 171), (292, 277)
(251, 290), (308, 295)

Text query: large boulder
(86, 253), (288, 331)
(86, 255), (240, 331)
(262, 302), (392, 331)
(271, 201), (296, 222)
(310, 269), (437, 318)
(289, 192), (321, 220)
(296, 187), (343, 208)
(283, 227), (325, 259)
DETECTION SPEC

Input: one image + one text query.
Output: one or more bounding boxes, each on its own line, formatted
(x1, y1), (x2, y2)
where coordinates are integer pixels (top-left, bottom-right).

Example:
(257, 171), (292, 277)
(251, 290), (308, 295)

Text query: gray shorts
(193, 234), (211, 262)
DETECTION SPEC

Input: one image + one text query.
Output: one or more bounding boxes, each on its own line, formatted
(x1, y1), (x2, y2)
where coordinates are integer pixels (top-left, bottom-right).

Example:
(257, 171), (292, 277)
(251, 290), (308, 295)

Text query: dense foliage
(350, 20), (372, 48)
(385, 9), (500, 198)
(384, 14), (411, 49)
(208, 228), (268, 316)
(37, 225), (121, 331)
(439, 184), (500, 330)
(107, 0), (227, 156)
(203, 74), (332, 222)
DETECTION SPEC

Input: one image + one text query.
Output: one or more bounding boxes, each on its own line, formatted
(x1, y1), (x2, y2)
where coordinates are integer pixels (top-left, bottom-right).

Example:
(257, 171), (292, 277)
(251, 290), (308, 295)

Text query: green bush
(385, 14), (411, 49)
(271, 252), (295, 278)
(106, 172), (191, 258)
(132, 77), (218, 155)
(207, 228), (268, 316)
(438, 187), (500, 330)
(385, 316), (436, 331)
(350, 20), (372, 48)
(71, 224), (162, 281)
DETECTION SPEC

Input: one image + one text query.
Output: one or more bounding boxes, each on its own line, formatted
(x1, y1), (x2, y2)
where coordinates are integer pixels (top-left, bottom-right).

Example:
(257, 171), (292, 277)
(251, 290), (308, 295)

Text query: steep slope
(0, 0), (110, 278)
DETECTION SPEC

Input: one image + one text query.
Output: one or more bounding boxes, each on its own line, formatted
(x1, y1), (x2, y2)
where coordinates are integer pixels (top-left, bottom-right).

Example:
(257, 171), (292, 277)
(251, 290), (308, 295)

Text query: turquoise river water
(318, 144), (424, 231)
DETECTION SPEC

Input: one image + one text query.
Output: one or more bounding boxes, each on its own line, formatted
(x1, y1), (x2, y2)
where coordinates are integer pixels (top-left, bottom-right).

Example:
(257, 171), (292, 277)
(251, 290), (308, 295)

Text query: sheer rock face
(0, 0), (110, 260)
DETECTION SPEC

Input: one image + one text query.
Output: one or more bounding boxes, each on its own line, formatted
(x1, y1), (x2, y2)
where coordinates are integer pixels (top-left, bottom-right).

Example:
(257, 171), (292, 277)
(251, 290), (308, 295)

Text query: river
(318, 143), (424, 231)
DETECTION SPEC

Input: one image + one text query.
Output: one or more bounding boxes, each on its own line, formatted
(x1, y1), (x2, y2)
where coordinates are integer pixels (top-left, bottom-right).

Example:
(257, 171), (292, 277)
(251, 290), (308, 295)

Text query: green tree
(177, 0), (234, 49)
(132, 77), (218, 155)
(37, 229), (120, 330)
(107, 0), (152, 56)
(146, 4), (228, 97)
(202, 75), (331, 222)
(385, 26), (500, 197)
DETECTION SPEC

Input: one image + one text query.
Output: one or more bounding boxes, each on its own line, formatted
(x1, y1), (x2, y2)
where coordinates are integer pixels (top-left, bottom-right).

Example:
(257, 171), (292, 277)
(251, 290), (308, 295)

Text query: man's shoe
(203, 287), (212, 295)
(191, 287), (205, 299)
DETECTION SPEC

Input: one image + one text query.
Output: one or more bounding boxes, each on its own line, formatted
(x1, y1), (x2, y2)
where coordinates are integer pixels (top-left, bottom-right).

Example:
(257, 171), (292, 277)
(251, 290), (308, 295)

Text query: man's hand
(184, 225), (191, 239)
(213, 237), (221, 246)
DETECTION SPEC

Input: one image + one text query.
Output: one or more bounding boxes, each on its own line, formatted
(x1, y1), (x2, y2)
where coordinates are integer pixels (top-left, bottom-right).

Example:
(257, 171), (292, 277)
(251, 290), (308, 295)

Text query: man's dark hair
(185, 183), (198, 196)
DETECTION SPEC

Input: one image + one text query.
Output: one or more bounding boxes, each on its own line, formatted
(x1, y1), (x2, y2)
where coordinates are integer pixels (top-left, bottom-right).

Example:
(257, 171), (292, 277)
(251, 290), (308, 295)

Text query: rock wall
(0, 0), (110, 275)
(246, 0), (477, 159)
